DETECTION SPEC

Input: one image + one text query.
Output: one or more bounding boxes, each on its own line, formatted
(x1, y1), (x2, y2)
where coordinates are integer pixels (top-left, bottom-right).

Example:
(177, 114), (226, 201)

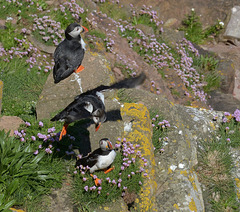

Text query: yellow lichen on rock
(189, 198), (197, 212)
(235, 178), (240, 199)
(173, 203), (180, 209)
(121, 103), (157, 211)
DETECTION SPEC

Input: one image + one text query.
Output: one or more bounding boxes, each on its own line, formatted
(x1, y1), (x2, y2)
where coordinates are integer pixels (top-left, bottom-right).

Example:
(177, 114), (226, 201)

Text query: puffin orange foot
(90, 174), (101, 186)
(59, 124), (69, 141)
(75, 65), (84, 73)
(104, 166), (115, 174)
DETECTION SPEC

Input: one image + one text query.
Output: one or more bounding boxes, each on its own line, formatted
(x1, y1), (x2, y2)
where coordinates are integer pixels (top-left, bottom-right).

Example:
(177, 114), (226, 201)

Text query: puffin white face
(99, 139), (113, 150)
(68, 26), (83, 38)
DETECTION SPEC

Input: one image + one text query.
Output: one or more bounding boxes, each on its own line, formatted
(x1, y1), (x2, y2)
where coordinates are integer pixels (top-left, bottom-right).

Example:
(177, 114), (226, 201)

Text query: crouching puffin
(53, 21), (88, 84)
(76, 138), (116, 186)
(50, 90), (106, 140)
(76, 138), (116, 174)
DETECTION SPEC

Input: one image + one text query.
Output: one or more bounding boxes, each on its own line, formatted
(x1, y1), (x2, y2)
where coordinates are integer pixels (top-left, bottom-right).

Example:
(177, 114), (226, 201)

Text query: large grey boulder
(36, 50), (115, 120)
(36, 51), (123, 152)
(120, 88), (225, 211)
(224, 6), (240, 40)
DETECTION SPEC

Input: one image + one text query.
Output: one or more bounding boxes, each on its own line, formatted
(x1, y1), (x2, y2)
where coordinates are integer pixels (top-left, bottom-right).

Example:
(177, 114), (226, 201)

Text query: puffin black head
(92, 109), (107, 132)
(99, 138), (113, 150)
(65, 23), (88, 40)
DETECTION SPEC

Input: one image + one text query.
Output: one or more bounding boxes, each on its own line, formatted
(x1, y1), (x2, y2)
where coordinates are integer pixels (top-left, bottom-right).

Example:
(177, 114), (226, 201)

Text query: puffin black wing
(75, 148), (111, 168)
(50, 96), (92, 124)
(53, 39), (85, 83)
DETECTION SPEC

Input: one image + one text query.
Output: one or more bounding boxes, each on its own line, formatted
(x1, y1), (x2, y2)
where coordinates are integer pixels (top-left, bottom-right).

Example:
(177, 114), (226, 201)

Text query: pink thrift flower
(25, 121), (31, 127)
(39, 121), (44, 127)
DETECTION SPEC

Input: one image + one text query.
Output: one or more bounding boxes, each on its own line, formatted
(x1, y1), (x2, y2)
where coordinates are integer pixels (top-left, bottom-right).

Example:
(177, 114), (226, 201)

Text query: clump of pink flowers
(14, 120), (75, 156)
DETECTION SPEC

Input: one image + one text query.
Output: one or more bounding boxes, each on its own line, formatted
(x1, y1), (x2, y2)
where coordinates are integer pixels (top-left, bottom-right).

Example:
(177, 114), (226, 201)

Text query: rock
(87, 12), (175, 102)
(160, 28), (185, 45)
(224, 6), (240, 40)
(207, 90), (240, 113)
(120, 0), (239, 29)
(112, 67), (125, 80)
(135, 24), (154, 35)
(121, 103), (157, 211)
(163, 18), (179, 28)
(28, 36), (56, 55)
(0, 19), (6, 29)
(0, 116), (24, 136)
(217, 59), (235, 94)
(119, 88), (226, 211)
(36, 50), (115, 120)
(41, 174), (74, 212)
(201, 43), (240, 101)
(0, 81), (2, 115)
(36, 50), (124, 152)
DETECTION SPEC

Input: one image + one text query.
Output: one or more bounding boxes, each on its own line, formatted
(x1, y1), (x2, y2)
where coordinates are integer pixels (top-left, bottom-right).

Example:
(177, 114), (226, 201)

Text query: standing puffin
(53, 22), (88, 84)
(75, 138), (116, 174)
(51, 90), (106, 140)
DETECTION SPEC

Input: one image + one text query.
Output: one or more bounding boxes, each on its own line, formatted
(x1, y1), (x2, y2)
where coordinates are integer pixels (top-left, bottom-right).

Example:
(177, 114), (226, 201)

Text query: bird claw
(104, 166), (115, 174)
(75, 65), (84, 73)
(59, 124), (68, 141)
(90, 174), (101, 186)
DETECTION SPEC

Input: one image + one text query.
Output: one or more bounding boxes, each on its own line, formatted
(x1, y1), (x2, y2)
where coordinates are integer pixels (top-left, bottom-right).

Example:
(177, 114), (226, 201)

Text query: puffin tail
(75, 157), (88, 168)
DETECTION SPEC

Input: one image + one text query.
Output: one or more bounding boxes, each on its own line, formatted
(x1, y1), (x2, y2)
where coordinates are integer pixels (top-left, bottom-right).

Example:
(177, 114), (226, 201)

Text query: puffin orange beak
(82, 26), (89, 32)
(107, 140), (113, 149)
(95, 122), (101, 132)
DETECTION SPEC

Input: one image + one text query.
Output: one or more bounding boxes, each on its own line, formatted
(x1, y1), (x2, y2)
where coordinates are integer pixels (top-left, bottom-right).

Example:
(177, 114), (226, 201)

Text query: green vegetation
(0, 0), (239, 211)
(1, 58), (48, 118)
(0, 130), (65, 211)
(180, 9), (224, 44)
(197, 115), (240, 211)
(0, 0), (40, 21)
(0, 22), (23, 50)
(193, 55), (221, 93)
(72, 140), (143, 208)
(88, 29), (106, 40)
(98, 1), (128, 21)
(150, 111), (170, 153)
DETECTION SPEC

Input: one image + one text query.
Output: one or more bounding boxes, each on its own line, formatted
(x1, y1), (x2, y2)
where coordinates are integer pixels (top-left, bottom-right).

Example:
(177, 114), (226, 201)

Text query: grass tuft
(196, 111), (240, 211)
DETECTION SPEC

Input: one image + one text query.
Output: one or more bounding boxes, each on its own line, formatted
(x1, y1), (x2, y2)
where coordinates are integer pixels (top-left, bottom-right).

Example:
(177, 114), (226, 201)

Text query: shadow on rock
(105, 109), (122, 122)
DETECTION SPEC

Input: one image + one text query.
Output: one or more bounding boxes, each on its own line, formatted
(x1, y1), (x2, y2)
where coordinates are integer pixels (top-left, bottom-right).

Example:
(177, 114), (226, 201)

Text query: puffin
(76, 138), (116, 174)
(51, 72), (146, 140)
(53, 22), (88, 84)
(51, 90), (106, 140)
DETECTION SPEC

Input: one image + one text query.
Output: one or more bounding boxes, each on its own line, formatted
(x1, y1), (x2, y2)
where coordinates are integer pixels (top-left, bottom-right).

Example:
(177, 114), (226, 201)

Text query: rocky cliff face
(2, 0), (240, 211)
